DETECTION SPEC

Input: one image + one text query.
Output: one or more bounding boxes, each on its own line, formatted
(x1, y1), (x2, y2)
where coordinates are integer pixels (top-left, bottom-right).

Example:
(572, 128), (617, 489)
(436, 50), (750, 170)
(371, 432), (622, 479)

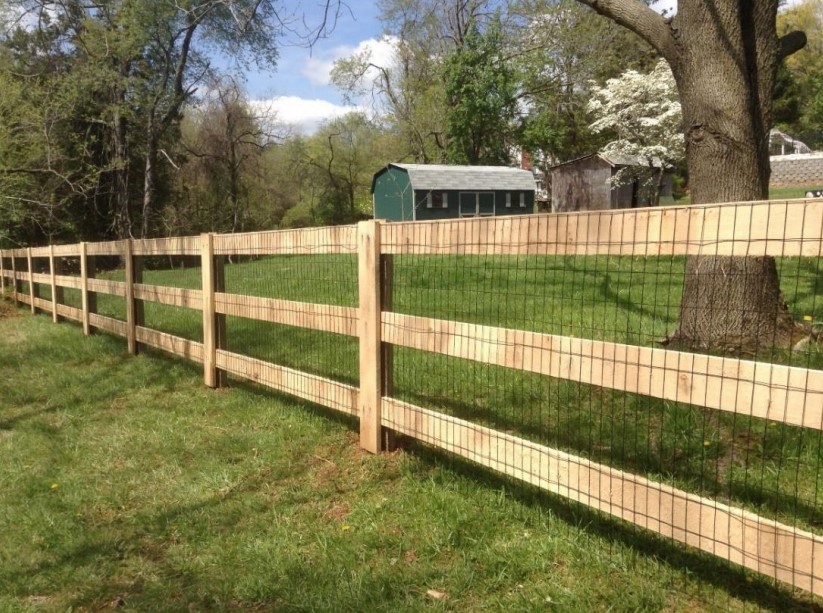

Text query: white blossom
(587, 59), (685, 200)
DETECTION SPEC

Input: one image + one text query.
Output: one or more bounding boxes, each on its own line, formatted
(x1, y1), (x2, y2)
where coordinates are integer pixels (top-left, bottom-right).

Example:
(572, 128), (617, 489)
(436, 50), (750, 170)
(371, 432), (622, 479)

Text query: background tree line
(0, 0), (820, 248)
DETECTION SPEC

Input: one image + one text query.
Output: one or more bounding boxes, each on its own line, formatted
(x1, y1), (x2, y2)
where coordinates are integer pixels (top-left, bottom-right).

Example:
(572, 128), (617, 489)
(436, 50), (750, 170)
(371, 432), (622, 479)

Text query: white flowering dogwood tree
(587, 59), (684, 205)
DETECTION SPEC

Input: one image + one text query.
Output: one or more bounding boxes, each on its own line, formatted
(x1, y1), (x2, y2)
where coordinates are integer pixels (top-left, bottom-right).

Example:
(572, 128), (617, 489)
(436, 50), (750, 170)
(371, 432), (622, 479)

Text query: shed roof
(550, 153), (663, 171)
(372, 163), (537, 193)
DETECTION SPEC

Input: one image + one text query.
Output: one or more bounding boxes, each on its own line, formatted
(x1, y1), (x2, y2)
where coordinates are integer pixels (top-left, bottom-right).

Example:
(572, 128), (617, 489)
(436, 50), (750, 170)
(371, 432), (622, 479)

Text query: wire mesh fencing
(1, 198), (822, 604)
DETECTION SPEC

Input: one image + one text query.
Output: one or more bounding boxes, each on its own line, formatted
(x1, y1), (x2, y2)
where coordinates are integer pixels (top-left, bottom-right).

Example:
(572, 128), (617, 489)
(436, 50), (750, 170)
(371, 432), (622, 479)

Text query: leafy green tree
(332, 0), (499, 163)
(169, 80), (274, 235)
(0, 0), (343, 244)
(442, 18), (518, 165)
(777, 0), (823, 147)
(512, 0), (658, 167)
(299, 112), (401, 226)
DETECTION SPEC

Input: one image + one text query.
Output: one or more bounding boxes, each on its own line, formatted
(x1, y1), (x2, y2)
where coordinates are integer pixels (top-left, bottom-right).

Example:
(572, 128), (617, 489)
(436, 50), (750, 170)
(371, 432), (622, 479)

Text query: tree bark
(664, 256), (803, 354)
(142, 132), (159, 239)
(575, 0), (809, 353)
(112, 109), (131, 240)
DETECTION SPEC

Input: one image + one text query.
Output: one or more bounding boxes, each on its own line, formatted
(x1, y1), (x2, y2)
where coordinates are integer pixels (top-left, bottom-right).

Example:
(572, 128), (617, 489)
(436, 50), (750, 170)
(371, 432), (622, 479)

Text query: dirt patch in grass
(0, 299), (19, 320)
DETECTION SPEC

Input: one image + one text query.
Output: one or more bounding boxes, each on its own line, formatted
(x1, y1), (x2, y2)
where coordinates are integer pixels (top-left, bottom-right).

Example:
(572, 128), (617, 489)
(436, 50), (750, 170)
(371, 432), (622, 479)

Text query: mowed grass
(1, 301), (819, 612)
(673, 185), (823, 205)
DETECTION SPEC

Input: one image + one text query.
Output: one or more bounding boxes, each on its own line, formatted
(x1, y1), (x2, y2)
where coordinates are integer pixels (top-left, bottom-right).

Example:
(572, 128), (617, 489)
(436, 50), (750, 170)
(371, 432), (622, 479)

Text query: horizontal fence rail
(2, 198), (823, 600)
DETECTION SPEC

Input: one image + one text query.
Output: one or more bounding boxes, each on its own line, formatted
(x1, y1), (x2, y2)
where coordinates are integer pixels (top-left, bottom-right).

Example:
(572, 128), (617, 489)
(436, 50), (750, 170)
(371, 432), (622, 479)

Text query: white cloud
(252, 96), (362, 134)
(301, 36), (399, 87)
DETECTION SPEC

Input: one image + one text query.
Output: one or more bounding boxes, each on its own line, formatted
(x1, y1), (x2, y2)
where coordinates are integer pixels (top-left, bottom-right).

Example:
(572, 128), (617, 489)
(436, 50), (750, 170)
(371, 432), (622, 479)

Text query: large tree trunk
(662, 3), (801, 353)
(664, 256), (803, 354)
(574, 0), (808, 354)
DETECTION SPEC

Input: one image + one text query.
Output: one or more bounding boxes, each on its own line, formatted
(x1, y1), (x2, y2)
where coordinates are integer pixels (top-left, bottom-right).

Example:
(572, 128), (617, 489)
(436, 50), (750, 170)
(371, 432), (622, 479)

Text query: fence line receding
(1, 198), (822, 601)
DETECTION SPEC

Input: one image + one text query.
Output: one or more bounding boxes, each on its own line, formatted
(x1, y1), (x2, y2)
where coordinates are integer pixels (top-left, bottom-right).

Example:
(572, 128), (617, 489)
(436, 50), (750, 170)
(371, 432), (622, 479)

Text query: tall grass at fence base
(0, 302), (818, 612)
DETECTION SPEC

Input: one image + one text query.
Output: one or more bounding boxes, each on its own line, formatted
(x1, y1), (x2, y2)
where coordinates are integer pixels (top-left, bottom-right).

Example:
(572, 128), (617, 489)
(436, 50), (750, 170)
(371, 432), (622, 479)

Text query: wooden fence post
(80, 242), (93, 335)
(11, 254), (18, 306)
(49, 244), (59, 323)
(358, 220), (385, 454)
(0, 252), (5, 296)
(27, 248), (35, 315)
(124, 240), (143, 354)
(201, 233), (223, 388)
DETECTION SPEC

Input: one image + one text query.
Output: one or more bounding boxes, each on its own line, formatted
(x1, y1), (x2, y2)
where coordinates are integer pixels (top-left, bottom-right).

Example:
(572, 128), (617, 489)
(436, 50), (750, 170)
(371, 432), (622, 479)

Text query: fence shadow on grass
(406, 441), (823, 613)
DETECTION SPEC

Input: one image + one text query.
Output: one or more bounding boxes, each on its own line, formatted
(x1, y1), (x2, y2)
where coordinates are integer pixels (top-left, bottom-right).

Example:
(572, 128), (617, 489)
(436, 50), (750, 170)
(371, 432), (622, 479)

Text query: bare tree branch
(574, 0), (677, 60)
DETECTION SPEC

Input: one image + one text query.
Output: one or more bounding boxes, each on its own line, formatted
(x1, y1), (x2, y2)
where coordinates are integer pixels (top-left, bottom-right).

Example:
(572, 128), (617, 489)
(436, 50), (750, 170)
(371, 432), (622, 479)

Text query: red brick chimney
(520, 149), (532, 171)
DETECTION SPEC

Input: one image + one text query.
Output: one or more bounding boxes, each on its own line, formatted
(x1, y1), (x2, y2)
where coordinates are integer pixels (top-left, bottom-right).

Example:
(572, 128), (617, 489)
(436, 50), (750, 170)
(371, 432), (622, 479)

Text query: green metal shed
(370, 163), (537, 221)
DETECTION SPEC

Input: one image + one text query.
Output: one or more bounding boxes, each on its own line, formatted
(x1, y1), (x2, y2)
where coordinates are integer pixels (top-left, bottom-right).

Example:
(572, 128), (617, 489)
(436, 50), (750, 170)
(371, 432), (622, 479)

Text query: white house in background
(770, 129), (812, 156)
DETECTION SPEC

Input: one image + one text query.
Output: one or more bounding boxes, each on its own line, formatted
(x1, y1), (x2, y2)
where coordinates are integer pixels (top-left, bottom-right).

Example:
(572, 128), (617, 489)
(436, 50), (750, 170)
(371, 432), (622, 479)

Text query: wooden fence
(1, 198), (823, 599)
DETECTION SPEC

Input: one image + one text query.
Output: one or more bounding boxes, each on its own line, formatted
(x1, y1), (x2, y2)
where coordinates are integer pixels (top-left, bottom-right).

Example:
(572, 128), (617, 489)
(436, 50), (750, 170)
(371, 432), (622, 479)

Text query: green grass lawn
(1, 302), (819, 611)
(673, 185), (822, 206)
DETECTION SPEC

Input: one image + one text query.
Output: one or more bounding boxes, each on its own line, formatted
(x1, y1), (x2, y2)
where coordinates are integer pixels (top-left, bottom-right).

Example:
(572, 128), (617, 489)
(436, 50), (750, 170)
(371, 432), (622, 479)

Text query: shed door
(460, 192), (477, 217)
(459, 192), (495, 217)
(478, 192), (495, 216)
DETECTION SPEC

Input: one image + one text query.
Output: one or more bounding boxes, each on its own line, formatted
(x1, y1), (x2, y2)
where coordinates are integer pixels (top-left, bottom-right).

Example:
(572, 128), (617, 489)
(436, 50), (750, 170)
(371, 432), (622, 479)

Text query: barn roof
(550, 153), (663, 170)
(371, 163), (537, 193)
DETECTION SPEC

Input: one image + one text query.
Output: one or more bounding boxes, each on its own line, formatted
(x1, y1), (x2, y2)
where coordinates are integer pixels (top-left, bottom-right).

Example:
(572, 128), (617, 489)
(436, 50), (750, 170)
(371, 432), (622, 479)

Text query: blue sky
(241, 0), (803, 133)
(242, 1), (387, 132)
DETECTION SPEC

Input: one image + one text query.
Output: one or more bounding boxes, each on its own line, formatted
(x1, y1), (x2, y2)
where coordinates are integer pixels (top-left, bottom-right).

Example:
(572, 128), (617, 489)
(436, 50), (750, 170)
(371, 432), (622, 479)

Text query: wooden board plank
(382, 313), (823, 431)
(215, 349), (359, 416)
(133, 283), (203, 310)
(131, 236), (201, 256)
(53, 274), (83, 289)
(213, 225), (358, 255)
(88, 313), (127, 337)
(29, 246), (50, 257)
(382, 397), (823, 597)
(33, 297), (51, 311)
(30, 272), (50, 284)
(135, 326), (204, 363)
(52, 244), (80, 257)
(55, 303), (82, 321)
(86, 240), (126, 256)
(380, 199), (823, 257)
(214, 293), (357, 336)
(86, 278), (126, 296)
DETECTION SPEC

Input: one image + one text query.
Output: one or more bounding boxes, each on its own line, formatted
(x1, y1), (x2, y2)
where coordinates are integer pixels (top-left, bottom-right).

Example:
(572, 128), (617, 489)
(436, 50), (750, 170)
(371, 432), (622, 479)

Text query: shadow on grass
(394, 385), (823, 531)
(404, 441), (823, 613)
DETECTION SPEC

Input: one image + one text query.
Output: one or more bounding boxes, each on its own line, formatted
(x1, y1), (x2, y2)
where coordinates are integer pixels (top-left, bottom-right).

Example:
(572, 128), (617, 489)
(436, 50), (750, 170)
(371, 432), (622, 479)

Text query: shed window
(427, 192), (449, 208)
(519, 192), (526, 208)
(505, 193), (512, 208)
